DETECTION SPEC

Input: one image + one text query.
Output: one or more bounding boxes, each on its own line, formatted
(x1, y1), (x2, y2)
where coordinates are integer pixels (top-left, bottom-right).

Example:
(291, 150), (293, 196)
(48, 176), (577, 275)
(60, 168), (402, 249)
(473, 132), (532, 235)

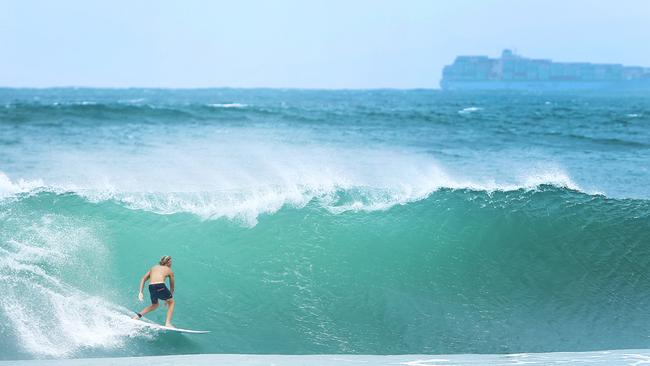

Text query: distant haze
(1, 0), (649, 88)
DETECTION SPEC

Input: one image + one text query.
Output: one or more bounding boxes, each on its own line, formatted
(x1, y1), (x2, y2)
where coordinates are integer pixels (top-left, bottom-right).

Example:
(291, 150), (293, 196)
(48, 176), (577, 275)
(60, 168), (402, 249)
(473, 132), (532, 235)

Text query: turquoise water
(1, 89), (650, 359)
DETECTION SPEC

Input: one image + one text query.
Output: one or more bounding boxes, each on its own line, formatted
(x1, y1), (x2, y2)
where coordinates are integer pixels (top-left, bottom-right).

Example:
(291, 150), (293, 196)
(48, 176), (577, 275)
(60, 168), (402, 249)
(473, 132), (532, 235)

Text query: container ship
(440, 49), (650, 90)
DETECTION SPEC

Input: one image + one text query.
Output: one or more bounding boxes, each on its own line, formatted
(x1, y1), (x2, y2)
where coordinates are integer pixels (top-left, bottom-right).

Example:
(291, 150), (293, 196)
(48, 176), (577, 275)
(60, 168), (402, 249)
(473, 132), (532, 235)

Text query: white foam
(458, 106), (482, 114)
(0, 350), (648, 365)
(119, 98), (146, 104)
(0, 172), (43, 198)
(401, 358), (450, 366)
(0, 164), (585, 228)
(0, 214), (151, 357)
(207, 103), (247, 108)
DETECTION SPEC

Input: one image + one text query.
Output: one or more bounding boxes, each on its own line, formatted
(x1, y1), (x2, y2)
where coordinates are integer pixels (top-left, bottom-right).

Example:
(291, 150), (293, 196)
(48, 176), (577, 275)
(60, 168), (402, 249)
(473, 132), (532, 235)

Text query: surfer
(133, 255), (176, 328)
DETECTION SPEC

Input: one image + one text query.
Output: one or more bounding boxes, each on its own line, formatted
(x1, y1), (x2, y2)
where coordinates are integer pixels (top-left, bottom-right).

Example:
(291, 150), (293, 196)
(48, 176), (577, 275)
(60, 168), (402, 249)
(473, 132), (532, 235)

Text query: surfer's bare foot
(165, 323), (175, 328)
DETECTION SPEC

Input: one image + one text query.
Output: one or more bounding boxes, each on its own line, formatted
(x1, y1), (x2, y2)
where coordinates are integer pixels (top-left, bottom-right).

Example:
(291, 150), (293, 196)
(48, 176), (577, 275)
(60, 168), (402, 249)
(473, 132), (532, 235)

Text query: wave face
(1, 88), (650, 359)
(2, 188), (650, 359)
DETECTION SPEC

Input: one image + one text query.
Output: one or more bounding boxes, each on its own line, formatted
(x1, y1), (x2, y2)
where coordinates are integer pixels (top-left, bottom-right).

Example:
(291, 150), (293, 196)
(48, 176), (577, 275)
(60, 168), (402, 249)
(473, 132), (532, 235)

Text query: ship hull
(440, 80), (650, 91)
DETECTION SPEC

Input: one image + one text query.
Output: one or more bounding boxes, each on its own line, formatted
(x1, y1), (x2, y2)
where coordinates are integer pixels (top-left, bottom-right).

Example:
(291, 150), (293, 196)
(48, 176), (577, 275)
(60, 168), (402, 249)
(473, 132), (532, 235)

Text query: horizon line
(0, 85), (442, 91)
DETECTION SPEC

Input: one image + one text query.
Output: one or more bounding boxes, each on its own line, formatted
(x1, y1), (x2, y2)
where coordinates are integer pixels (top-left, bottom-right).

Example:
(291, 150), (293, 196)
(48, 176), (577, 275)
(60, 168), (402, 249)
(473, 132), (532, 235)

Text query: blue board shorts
(148, 283), (172, 304)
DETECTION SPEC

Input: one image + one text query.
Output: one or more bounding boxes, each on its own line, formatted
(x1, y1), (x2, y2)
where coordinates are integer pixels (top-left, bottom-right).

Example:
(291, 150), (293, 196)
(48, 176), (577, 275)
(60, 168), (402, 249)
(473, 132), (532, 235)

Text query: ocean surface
(1, 88), (650, 361)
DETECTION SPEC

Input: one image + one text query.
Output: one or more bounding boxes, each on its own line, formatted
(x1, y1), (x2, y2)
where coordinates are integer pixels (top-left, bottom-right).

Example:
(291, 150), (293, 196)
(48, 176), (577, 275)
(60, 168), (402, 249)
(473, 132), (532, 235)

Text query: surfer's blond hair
(159, 255), (172, 266)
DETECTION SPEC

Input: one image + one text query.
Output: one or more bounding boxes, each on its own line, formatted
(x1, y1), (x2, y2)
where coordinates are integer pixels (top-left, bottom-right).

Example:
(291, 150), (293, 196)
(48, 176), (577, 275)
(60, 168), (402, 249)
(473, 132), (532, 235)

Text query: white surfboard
(156, 325), (210, 334)
(130, 317), (210, 334)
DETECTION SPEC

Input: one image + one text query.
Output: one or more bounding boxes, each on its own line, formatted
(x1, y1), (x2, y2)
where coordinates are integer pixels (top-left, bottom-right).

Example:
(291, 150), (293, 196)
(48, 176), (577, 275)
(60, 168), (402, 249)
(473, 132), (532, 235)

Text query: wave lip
(0, 172), (43, 198)
(0, 163), (591, 226)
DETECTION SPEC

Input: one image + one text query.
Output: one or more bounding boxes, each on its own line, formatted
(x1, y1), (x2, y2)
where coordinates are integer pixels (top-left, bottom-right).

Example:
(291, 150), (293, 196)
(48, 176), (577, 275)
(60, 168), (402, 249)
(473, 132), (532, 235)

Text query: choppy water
(1, 88), (649, 360)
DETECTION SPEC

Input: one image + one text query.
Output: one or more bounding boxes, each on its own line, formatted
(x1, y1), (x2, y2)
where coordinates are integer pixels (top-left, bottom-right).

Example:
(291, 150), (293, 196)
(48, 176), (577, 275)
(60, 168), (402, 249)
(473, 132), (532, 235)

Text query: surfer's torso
(149, 264), (173, 284)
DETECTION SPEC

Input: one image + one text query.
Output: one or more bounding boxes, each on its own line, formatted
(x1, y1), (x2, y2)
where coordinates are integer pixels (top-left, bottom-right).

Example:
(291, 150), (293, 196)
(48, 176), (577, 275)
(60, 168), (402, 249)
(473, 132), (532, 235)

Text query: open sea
(1, 88), (650, 364)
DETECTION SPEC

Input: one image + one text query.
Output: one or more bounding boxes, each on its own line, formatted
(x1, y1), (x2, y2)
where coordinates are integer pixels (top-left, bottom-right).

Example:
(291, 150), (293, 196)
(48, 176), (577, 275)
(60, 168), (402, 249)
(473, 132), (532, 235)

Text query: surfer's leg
(164, 298), (175, 327)
(132, 303), (159, 319)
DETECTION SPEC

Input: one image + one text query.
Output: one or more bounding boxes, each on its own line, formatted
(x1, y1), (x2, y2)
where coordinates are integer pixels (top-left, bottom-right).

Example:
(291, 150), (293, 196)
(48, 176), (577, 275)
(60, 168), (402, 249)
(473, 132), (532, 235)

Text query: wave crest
(1, 164), (587, 226)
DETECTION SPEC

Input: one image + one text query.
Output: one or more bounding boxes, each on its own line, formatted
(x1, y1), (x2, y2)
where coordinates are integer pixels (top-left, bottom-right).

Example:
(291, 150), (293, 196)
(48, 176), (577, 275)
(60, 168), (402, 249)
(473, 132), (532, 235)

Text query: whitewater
(1, 88), (650, 363)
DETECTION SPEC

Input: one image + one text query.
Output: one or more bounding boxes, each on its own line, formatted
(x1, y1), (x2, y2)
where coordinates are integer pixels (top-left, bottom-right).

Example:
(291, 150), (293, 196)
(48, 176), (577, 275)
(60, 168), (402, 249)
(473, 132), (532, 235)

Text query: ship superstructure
(441, 50), (650, 90)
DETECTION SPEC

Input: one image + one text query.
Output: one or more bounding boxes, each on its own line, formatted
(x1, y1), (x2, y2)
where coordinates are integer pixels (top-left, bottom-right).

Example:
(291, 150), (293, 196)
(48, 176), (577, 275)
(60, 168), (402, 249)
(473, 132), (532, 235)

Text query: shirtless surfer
(133, 255), (175, 327)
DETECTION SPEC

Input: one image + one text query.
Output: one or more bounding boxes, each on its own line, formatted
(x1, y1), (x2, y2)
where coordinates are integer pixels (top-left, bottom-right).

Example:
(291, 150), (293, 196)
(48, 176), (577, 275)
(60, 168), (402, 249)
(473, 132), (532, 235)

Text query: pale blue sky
(1, 0), (649, 88)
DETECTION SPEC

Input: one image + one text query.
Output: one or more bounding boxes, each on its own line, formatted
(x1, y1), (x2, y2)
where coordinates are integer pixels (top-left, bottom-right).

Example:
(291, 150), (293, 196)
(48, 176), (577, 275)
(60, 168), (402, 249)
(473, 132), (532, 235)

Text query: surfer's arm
(138, 270), (151, 300)
(169, 272), (175, 294)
